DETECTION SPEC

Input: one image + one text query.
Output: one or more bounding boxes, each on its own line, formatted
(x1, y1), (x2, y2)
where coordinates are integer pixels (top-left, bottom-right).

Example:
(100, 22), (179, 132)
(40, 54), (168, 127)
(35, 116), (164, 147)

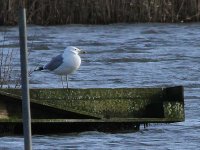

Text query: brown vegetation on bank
(1, 0), (200, 25)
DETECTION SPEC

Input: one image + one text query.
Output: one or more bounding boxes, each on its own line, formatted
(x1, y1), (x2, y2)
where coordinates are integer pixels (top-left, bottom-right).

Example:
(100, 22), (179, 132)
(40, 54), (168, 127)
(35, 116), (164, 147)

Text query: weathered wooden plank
(0, 86), (184, 119)
(0, 87), (180, 118)
(0, 86), (185, 134)
(0, 118), (184, 123)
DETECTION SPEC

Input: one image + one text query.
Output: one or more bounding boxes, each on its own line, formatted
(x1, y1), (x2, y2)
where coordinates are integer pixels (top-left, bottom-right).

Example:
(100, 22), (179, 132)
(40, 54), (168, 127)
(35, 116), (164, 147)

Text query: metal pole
(19, 8), (32, 150)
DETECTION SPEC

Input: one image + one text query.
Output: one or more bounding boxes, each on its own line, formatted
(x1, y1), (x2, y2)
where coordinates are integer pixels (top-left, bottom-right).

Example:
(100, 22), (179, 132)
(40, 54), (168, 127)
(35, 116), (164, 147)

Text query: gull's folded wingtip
(34, 66), (44, 71)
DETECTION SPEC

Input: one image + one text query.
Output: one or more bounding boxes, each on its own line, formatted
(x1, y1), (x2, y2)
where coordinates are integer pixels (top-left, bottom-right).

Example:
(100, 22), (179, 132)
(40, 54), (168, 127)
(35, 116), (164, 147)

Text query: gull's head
(64, 46), (86, 55)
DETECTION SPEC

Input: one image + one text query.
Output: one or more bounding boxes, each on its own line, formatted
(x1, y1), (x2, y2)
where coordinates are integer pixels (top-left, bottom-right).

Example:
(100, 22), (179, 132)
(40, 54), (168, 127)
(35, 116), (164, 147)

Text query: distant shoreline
(1, 0), (200, 25)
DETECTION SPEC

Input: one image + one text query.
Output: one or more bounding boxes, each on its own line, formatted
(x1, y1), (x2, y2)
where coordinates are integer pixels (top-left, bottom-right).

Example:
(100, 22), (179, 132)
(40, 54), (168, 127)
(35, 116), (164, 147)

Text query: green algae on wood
(0, 88), (163, 118)
(0, 86), (184, 120)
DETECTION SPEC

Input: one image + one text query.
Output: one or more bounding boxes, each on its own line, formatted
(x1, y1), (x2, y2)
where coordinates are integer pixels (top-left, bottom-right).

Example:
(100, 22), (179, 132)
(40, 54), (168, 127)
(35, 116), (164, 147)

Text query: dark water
(0, 23), (200, 149)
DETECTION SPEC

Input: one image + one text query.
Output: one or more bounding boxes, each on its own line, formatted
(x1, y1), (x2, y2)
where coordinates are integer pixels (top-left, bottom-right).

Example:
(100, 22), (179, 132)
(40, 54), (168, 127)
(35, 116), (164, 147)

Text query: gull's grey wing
(44, 54), (63, 71)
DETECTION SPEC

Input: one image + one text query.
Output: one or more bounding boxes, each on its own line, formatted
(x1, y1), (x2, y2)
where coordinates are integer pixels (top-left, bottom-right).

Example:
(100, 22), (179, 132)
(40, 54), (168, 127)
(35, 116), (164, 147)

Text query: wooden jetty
(0, 86), (184, 135)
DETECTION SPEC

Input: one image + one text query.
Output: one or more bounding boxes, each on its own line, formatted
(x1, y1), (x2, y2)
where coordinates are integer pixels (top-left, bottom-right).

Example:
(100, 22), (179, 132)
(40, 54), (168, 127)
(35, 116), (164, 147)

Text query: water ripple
(0, 23), (199, 149)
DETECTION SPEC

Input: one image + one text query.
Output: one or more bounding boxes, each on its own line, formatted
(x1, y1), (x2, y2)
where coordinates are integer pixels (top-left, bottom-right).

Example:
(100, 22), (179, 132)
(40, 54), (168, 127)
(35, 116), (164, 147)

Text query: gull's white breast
(53, 52), (81, 75)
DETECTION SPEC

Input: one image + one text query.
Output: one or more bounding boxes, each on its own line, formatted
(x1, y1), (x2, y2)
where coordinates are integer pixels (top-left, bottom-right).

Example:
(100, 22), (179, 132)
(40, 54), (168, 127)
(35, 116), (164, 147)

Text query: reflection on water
(0, 23), (200, 149)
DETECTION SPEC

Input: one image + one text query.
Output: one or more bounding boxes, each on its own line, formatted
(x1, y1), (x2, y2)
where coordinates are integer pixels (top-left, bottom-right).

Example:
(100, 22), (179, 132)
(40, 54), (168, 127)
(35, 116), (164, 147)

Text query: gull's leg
(61, 76), (64, 88)
(66, 75), (68, 89)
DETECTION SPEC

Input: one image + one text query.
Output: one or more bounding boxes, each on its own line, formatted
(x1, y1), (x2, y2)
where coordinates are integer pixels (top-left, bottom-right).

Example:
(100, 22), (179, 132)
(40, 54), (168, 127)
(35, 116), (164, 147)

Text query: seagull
(35, 46), (85, 88)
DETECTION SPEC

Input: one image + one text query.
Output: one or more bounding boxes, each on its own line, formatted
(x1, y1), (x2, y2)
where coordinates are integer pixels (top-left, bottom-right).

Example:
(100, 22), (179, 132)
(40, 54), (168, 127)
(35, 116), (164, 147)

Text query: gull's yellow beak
(80, 49), (86, 54)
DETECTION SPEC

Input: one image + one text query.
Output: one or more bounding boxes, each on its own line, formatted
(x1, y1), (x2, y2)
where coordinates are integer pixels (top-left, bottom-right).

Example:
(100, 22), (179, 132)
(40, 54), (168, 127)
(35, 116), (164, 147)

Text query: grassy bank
(1, 0), (200, 25)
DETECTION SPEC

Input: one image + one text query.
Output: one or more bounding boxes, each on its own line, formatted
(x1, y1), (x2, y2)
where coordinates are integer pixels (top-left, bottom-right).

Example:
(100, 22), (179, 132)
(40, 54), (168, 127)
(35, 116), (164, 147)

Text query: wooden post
(18, 7), (32, 150)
